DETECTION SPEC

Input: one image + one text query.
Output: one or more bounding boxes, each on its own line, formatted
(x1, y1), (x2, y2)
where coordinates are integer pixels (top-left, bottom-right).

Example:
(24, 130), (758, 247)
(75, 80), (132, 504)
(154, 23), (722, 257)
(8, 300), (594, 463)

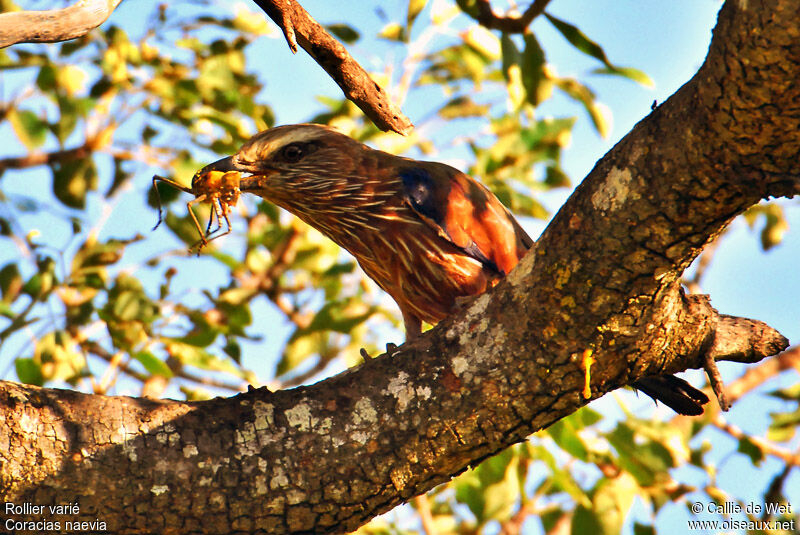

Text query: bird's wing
(400, 164), (533, 275)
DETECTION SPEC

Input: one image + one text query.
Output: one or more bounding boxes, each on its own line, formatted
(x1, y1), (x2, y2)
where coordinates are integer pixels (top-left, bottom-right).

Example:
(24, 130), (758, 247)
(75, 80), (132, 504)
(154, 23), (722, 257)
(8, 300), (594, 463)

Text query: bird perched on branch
(194, 123), (709, 415)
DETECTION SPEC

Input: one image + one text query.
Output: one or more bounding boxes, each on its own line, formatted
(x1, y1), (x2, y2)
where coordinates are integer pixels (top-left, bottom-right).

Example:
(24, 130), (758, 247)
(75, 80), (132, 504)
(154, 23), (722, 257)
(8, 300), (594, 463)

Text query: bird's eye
(281, 143), (306, 163)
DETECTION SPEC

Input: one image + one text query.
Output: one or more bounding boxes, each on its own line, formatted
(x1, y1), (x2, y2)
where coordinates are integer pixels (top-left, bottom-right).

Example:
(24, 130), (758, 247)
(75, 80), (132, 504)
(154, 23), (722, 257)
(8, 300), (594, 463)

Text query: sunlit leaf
(166, 341), (241, 376)
(16, 358), (44, 386)
(438, 95), (490, 119)
(521, 33), (551, 106)
(744, 203), (788, 251)
(8, 108), (48, 149)
(545, 13), (613, 68)
(0, 263), (22, 303)
(768, 408), (800, 442)
(592, 66), (654, 87)
(454, 448), (521, 524)
(134, 351), (174, 377)
(379, 22), (406, 41)
(51, 158), (98, 209)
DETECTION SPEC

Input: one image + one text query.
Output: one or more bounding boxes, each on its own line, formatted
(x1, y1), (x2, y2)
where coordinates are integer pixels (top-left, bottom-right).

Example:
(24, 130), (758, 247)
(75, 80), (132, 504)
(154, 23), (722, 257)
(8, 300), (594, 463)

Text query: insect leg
(152, 175), (193, 231)
(187, 194), (210, 251)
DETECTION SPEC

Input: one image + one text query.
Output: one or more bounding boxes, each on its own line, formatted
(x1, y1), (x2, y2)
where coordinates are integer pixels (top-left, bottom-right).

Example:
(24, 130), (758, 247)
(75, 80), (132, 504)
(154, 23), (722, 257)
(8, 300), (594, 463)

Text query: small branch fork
(470, 0), (552, 33)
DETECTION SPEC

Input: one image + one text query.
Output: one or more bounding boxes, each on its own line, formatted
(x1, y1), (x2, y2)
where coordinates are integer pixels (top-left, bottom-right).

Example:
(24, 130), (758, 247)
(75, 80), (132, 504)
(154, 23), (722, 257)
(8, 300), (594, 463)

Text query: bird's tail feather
(632, 375), (710, 416)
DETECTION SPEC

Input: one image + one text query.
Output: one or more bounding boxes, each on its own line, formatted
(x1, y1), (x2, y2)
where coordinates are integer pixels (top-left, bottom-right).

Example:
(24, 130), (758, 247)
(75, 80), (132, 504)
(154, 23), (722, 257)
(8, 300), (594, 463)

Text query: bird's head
(193, 124), (390, 222)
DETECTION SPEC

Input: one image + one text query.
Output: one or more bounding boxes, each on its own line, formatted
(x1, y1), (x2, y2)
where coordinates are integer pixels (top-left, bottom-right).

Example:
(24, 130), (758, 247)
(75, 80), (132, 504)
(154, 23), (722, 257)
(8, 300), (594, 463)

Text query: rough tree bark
(1, 0), (798, 534)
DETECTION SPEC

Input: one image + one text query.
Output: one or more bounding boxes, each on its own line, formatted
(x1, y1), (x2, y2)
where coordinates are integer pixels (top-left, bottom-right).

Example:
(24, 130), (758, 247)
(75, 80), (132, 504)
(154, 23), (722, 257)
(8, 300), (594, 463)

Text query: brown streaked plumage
(199, 124), (532, 335)
(193, 123), (709, 415)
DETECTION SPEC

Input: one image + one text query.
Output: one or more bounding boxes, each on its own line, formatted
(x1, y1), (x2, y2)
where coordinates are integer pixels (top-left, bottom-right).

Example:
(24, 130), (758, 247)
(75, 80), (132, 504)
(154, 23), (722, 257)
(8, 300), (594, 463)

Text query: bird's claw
(359, 343), (401, 362)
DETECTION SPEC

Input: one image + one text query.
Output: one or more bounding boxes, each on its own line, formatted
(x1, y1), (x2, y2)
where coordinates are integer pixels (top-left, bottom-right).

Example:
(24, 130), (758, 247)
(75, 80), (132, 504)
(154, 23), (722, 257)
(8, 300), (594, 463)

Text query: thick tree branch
(0, 0), (122, 49)
(251, 0), (413, 135)
(1, 1), (798, 533)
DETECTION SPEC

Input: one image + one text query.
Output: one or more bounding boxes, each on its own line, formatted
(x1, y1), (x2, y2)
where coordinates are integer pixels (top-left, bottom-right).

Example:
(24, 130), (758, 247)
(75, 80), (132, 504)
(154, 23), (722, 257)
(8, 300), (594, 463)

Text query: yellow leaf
(57, 65), (86, 96)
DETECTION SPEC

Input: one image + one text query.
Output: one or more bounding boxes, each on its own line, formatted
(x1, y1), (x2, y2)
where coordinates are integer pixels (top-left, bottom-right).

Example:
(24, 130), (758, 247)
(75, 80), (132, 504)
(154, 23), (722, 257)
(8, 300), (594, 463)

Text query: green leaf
(133, 351), (173, 377)
(744, 203), (788, 251)
(768, 408), (800, 442)
(543, 408), (601, 461)
(521, 33), (551, 106)
(455, 0), (480, 18)
(545, 13), (613, 68)
(554, 77), (609, 137)
(572, 504), (603, 535)
(51, 158), (98, 209)
(167, 341), (241, 376)
(767, 383), (800, 401)
(605, 422), (675, 486)
(633, 523), (656, 535)
(592, 66), (654, 87)
(326, 24), (360, 44)
(16, 358), (44, 386)
(36, 63), (57, 91)
(0, 262), (22, 302)
(304, 300), (374, 335)
(454, 448), (521, 524)
(278, 331), (326, 376)
(22, 257), (56, 298)
(438, 96), (490, 119)
(545, 165), (571, 188)
(407, 0), (428, 30)
(379, 22), (406, 42)
(179, 327), (218, 348)
(8, 109), (48, 149)
(737, 436), (765, 466)
(223, 339), (242, 363)
(589, 475), (639, 535)
(546, 13), (652, 88)
(524, 443), (589, 504)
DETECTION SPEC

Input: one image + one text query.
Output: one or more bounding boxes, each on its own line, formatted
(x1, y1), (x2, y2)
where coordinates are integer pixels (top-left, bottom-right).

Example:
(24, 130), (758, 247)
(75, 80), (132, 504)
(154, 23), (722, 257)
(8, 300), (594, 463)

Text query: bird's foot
(359, 342), (401, 362)
(453, 295), (477, 311)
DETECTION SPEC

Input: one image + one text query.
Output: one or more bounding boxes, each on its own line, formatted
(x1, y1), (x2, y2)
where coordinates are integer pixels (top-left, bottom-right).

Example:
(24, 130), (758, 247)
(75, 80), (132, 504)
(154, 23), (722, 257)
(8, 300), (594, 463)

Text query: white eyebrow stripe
(238, 126), (328, 162)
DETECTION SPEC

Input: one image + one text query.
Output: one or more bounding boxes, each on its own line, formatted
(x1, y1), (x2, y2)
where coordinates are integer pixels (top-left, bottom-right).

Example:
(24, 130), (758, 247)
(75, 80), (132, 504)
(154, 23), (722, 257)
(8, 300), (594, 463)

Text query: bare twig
(279, 343), (343, 388)
(251, 0), (413, 135)
(0, 144), (92, 174)
(84, 340), (246, 393)
(725, 345), (800, 403)
(712, 415), (800, 466)
(413, 494), (438, 535)
(0, 0), (123, 49)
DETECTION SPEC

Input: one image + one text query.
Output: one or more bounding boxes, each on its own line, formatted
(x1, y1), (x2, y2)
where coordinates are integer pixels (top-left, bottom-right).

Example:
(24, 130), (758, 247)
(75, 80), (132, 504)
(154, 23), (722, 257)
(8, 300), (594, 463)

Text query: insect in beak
(151, 168), (242, 252)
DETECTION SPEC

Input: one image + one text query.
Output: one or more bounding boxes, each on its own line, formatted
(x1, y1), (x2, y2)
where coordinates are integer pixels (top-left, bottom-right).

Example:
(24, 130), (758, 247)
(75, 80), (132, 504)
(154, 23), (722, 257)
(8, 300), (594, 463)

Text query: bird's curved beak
(195, 156), (240, 176)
